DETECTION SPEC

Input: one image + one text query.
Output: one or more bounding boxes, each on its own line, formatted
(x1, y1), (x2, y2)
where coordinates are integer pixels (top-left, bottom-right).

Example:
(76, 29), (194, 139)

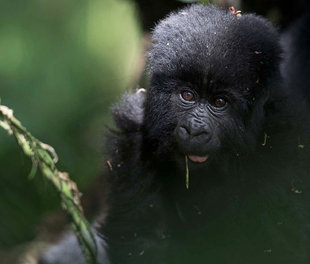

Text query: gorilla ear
(111, 89), (146, 132)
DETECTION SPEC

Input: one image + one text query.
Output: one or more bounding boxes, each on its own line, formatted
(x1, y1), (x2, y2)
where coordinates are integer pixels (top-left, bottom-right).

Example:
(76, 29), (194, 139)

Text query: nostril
(180, 126), (190, 135)
(191, 129), (208, 137)
(190, 129), (212, 143)
(177, 126), (190, 140)
(196, 132), (211, 142)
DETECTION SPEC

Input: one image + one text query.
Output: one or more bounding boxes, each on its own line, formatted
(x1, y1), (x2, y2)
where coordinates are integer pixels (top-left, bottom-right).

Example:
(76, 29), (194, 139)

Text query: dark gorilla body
(40, 5), (310, 264)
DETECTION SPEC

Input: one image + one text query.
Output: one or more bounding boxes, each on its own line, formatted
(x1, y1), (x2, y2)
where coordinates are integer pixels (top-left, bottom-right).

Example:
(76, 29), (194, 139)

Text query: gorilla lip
(187, 155), (209, 163)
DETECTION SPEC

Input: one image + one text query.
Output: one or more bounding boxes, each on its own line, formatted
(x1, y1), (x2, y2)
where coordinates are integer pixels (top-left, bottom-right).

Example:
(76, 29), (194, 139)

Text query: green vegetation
(0, 103), (97, 263)
(0, 0), (141, 248)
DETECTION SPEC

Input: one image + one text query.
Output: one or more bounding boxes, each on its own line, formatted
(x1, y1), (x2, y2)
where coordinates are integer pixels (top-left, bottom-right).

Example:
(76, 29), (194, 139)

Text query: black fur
(281, 11), (310, 131)
(102, 5), (310, 264)
(40, 5), (310, 264)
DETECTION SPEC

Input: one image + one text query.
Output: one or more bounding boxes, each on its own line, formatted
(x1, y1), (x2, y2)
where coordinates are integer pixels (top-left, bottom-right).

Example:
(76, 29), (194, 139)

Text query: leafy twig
(0, 102), (98, 264)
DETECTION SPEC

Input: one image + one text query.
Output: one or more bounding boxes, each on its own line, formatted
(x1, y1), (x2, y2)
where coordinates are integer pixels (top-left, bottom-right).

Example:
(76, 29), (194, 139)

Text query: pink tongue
(188, 155), (208, 163)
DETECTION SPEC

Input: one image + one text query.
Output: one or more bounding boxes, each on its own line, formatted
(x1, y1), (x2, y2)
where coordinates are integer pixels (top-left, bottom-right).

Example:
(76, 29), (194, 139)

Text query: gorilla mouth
(187, 155), (209, 163)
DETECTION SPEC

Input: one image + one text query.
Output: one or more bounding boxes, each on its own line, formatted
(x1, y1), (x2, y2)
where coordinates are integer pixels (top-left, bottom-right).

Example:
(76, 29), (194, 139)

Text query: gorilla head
(144, 5), (281, 164)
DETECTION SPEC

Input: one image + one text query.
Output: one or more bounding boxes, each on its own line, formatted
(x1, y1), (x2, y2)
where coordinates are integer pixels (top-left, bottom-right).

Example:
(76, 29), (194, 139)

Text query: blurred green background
(0, 0), (141, 249)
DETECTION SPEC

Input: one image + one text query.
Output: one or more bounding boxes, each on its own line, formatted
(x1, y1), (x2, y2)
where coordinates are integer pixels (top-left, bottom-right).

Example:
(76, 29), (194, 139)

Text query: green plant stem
(0, 103), (98, 264)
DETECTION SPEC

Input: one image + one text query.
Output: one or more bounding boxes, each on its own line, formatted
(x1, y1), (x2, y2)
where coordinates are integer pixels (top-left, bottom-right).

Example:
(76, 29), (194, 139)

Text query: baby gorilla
(40, 4), (310, 264)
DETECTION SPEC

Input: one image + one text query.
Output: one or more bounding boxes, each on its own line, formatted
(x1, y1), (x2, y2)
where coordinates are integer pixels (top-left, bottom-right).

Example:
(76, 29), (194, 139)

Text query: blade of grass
(185, 155), (189, 189)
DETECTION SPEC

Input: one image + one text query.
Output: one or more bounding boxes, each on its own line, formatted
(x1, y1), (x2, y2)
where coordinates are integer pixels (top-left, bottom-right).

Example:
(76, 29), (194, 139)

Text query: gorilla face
(174, 88), (224, 161)
(173, 83), (240, 162)
(146, 70), (267, 164)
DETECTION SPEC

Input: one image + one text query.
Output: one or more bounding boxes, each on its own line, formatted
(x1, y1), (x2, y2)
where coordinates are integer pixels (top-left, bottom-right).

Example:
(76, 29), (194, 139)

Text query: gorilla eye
(213, 98), (226, 108)
(181, 91), (195, 101)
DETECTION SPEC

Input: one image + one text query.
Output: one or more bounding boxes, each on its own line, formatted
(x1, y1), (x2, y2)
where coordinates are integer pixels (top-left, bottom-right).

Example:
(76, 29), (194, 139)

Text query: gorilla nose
(178, 125), (211, 143)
